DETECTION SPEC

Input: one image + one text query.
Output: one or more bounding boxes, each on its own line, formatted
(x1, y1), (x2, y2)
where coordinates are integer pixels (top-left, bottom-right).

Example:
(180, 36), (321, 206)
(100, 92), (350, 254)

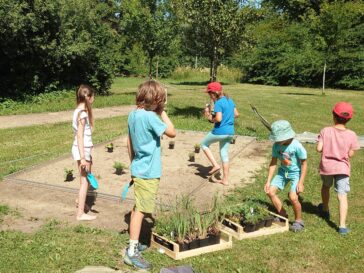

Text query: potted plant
(169, 140), (175, 149)
(64, 168), (74, 182)
(194, 143), (201, 153)
(188, 152), (195, 162)
(113, 161), (125, 175)
(105, 143), (114, 153)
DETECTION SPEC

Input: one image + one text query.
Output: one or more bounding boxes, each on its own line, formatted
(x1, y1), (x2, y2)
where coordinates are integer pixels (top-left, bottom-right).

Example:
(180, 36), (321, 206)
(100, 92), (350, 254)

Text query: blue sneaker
(318, 203), (330, 220)
(338, 227), (350, 235)
(124, 248), (151, 270)
(137, 243), (148, 252)
(290, 221), (304, 232)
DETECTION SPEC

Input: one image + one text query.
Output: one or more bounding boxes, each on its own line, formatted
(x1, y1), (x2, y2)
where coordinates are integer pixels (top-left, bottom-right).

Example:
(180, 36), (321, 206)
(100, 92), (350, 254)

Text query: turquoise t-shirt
(128, 109), (167, 179)
(272, 139), (307, 173)
(212, 96), (235, 135)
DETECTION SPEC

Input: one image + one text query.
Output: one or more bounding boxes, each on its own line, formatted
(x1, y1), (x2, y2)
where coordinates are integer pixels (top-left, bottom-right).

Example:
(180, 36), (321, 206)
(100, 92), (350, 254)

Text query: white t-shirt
(72, 108), (93, 147)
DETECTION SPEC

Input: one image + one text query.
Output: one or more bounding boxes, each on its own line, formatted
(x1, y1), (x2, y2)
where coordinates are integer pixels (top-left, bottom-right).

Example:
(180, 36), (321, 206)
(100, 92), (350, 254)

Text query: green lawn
(1, 78), (364, 272)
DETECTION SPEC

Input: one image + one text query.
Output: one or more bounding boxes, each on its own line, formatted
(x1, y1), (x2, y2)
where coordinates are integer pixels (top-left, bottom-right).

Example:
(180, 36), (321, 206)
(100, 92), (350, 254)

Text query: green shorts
(133, 177), (160, 213)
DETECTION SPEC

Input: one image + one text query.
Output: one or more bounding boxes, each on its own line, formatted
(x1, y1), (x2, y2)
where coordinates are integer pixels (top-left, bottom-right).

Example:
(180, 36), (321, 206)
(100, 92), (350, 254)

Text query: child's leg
(337, 194), (348, 228)
(320, 175), (333, 212)
(129, 209), (145, 246)
(335, 175), (350, 229)
(76, 161), (96, 221)
(289, 191), (302, 222)
(266, 186), (286, 215)
(217, 136), (231, 185)
(201, 132), (220, 173)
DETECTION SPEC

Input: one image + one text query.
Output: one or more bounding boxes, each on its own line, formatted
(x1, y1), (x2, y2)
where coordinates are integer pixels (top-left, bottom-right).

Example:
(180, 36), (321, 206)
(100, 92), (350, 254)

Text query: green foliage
(113, 161), (126, 170)
(0, 0), (121, 98)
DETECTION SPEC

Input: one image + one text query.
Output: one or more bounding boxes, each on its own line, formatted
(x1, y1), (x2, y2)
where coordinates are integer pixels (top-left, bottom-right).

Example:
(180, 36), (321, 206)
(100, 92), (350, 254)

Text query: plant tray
(150, 230), (232, 260)
(220, 211), (289, 240)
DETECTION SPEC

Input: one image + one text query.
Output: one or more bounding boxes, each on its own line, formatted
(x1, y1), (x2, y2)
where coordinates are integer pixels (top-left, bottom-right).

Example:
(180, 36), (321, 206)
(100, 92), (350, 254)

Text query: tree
(173, 0), (246, 82)
(120, 0), (176, 77)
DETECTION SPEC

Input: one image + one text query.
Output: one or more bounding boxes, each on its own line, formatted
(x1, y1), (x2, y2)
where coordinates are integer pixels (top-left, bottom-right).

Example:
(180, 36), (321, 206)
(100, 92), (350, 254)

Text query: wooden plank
(151, 230), (233, 260)
(220, 211), (289, 240)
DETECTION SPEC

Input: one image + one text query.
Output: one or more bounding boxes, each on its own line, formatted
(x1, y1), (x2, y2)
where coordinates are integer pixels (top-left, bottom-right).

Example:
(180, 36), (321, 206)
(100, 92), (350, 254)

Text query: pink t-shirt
(318, 127), (360, 176)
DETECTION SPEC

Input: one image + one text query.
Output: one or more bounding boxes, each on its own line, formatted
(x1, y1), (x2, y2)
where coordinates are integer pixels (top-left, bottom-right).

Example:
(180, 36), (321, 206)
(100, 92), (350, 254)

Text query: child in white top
(72, 84), (96, 221)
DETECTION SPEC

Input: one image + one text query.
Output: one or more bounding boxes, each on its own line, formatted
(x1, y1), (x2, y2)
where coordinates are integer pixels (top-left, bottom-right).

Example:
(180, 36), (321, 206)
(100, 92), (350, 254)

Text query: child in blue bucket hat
(264, 120), (307, 232)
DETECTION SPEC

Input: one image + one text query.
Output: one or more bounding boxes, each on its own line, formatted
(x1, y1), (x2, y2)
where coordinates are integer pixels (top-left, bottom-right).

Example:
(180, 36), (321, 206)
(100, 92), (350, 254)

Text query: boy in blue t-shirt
(264, 120), (307, 232)
(124, 80), (176, 270)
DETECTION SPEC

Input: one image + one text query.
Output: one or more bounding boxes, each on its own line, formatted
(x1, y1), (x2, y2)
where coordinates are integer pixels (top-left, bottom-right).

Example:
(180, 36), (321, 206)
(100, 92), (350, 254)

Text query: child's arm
(297, 159), (307, 193)
(348, 149), (355, 158)
(316, 141), (323, 153)
(127, 133), (134, 162)
(160, 111), (176, 138)
(264, 157), (277, 193)
(234, 108), (239, 118)
(77, 117), (89, 172)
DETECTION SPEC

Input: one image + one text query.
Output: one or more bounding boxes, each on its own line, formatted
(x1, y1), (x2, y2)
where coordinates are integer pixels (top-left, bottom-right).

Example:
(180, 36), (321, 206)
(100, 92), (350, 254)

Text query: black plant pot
(256, 220), (265, 230)
(188, 239), (200, 250)
(115, 169), (123, 175)
(243, 222), (258, 233)
(194, 147), (200, 153)
(265, 216), (274, 227)
(207, 232), (221, 245)
(199, 237), (209, 247)
(65, 174), (73, 182)
(178, 242), (189, 252)
(224, 219), (239, 232)
(107, 147), (113, 153)
(189, 156), (195, 162)
(154, 235), (174, 251)
(169, 143), (175, 149)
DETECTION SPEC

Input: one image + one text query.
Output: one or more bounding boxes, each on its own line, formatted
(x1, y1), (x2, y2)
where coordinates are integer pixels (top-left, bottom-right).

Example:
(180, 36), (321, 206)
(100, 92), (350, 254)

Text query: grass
(1, 77), (364, 272)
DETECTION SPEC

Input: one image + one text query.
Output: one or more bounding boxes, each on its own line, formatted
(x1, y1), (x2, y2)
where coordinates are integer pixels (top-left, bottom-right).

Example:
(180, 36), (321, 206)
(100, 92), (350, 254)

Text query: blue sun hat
(269, 120), (295, 142)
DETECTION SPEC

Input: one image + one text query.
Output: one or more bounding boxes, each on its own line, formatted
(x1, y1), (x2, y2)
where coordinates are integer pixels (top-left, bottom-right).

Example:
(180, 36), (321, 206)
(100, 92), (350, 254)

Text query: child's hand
(264, 181), (270, 193)
(296, 182), (304, 194)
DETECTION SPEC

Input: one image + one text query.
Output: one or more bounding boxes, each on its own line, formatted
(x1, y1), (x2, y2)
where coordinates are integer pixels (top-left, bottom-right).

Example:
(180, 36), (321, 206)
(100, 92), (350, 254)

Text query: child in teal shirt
(124, 80), (176, 270)
(264, 120), (307, 232)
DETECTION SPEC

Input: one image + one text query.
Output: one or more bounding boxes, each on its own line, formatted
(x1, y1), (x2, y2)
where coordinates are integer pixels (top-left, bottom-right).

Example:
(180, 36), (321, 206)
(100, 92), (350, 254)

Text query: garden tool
(250, 104), (272, 131)
(86, 172), (99, 189)
(121, 179), (134, 201)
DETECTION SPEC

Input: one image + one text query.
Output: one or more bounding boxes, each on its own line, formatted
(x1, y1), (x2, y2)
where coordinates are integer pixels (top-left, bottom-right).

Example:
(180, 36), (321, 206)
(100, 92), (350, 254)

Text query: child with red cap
(316, 102), (360, 235)
(201, 82), (239, 185)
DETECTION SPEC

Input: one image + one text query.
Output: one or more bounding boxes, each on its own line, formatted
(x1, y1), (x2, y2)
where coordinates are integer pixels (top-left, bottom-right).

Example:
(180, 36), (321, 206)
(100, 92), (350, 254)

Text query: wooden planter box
(150, 230), (232, 260)
(220, 211), (289, 240)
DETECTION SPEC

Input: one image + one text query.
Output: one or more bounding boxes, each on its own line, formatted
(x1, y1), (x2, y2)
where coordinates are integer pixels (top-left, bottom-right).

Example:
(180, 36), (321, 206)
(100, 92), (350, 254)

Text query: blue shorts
(271, 170), (300, 193)
(321, 175), (350, 195)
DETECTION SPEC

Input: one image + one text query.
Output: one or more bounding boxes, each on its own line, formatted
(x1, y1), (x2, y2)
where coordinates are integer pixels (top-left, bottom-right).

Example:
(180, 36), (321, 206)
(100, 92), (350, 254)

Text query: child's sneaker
(124, 248), (151, 270)
(338, 227), (350, 235)
(137, 243), (148, 252)
(290, 221), (304, 232)
(318, 203), (330, 220)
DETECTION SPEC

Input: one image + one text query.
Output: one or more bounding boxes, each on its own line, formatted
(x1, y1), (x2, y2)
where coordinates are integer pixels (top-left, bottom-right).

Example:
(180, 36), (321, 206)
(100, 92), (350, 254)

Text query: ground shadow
(188, 163), (214, 179)
(283, 92), (317, 96)
(121, 211), (155, 246)
(173, 106), (203, 118)
(85, 189), (98, 213)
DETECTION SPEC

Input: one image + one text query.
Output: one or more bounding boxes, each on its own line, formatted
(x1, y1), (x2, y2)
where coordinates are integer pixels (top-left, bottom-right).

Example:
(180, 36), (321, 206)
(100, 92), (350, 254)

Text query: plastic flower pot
(169, 141), (175, 149)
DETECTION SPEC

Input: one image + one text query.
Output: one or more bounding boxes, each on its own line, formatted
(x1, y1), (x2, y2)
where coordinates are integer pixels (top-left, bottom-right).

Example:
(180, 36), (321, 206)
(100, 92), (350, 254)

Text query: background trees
(0, 0), (363, 99)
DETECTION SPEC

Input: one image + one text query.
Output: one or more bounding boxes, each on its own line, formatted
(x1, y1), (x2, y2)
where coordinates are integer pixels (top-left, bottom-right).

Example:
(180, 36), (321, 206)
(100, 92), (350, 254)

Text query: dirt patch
(1, 130), (269, 233)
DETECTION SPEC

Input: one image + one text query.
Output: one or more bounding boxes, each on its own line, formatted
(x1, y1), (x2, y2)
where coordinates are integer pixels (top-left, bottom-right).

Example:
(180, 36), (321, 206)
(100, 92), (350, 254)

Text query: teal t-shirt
(272, 139), (307, 173)
(212, 96), (235, 135)
(128, 109), (167, 179)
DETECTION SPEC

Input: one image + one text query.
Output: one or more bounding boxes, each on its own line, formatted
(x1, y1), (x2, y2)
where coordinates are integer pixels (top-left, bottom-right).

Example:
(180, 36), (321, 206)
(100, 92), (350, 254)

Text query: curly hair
(136, 80), (166, 113)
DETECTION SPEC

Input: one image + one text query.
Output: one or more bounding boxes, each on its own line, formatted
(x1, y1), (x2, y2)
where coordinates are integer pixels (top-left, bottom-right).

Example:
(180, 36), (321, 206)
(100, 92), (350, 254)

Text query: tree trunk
(322, 60), (326, 95)
(148, 56), (153, 79)
(155, 58), (159, 79)
(195, 55), (198, 69)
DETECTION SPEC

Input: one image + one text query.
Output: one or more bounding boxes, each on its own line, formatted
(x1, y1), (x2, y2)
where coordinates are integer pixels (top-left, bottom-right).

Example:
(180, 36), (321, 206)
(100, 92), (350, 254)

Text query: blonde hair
(76, 84), (95, 127)
(136, 80), (166, 112)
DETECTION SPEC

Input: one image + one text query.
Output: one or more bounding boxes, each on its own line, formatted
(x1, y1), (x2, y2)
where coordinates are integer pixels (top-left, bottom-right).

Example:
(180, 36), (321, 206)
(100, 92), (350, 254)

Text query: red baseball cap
(205, 82), (222, 93)
(333, 102), (353, 119)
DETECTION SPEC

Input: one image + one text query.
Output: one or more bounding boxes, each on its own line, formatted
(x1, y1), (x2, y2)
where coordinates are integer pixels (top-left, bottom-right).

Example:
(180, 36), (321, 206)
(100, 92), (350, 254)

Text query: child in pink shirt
(316, 102), (360, 235)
